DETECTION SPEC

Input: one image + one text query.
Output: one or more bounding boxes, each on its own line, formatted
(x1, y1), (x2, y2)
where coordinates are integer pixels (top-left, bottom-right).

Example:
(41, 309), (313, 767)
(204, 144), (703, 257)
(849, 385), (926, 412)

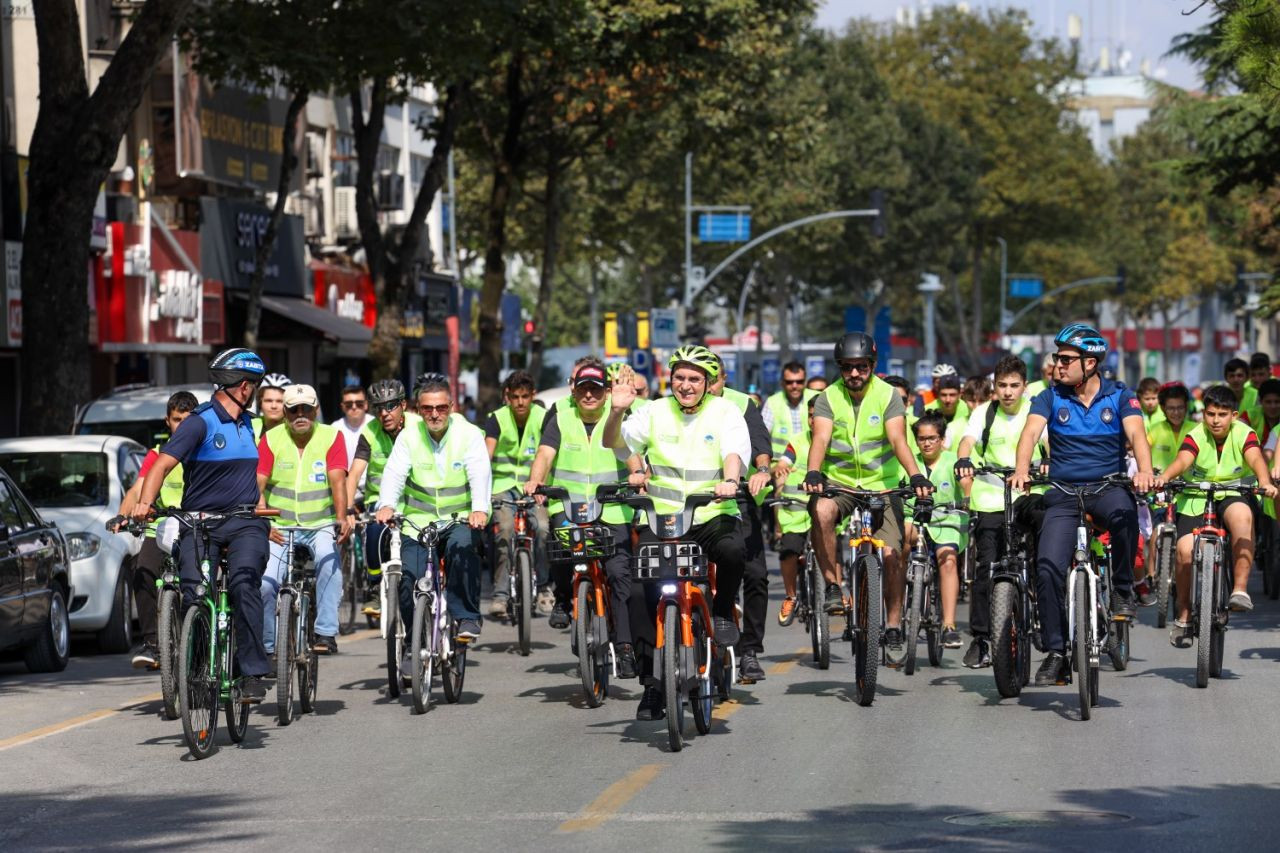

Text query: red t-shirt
(1179, 430), (1260, 458)
(257, 431), (348, 478)
(139, 448), (161, 478)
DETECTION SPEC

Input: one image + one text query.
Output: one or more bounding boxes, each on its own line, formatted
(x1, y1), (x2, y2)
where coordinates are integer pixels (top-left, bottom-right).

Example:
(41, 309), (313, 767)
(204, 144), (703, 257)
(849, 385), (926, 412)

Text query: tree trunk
(350, 80), (392, 380)
(244, 87), (308, 349)
(527, 149), (563, 382)
(21, 0), (194, 435)
(776, 276), (791, 364)
(948, 269), (976, 369)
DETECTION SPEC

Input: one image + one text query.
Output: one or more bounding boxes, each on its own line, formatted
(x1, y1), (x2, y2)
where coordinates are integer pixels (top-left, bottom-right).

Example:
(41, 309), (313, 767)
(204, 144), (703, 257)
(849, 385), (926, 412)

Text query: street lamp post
(918, 273), (944, 369)
(997, 236), (1008, 349)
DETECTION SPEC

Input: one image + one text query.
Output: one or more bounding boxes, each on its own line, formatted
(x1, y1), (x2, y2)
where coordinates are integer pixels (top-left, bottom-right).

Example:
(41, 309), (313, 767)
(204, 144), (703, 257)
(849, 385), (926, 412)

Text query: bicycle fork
(381, 529), (403, 641)
(1066, 525), (1101, 669)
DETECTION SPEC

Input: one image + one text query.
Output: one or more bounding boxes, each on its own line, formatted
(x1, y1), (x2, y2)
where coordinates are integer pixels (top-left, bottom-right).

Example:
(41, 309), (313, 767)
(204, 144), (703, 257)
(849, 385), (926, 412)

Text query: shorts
(778, 532), (808, 558)
(827, 492), (905, 552)
(1176, 495), (1255, 539)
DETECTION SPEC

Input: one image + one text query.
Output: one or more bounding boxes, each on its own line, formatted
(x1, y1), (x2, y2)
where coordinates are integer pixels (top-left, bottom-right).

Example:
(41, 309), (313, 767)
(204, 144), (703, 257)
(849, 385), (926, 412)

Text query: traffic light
(870, 188), (887, 239)
(1115, 265), (1126, 296)
(523, 319), (535, 335)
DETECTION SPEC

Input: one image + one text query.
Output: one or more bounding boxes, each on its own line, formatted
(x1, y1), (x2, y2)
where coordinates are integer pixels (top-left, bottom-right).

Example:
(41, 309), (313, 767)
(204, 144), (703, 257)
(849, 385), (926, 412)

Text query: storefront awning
(239, 293), (373, 359)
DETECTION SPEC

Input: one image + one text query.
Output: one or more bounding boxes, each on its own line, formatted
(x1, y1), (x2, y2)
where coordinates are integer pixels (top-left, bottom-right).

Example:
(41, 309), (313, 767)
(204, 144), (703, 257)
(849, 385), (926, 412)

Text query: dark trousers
(970, 512), (1005, 638)
(549, 517), (634, 645)
(1036, 486), (1137, 652)
(365, 520), (388, 573)
(737, 498), (768, 655)
(629, 515), (745, 678)
(134, 536), (167, 646)
(398, 526), (483, 629)
(177, 517), (271, 678)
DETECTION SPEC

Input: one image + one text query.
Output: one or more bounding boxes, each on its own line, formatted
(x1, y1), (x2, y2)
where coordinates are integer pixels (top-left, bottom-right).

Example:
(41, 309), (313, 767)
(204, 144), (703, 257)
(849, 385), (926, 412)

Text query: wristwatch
(755, 465), (770, 474)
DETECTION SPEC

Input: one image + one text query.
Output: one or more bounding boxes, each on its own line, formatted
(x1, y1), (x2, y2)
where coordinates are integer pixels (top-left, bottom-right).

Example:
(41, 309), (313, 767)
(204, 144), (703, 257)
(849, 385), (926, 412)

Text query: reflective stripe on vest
(491, 404), (545, 495)
(401, 419), (478, 525)
(766, 393), (815, 534)
(1147, 418), (1194, 475)
(361, 412), (422, 503)
(821, 377), (902, 490)
(148, 444), (185, 538)
(766, 390), (815, 458)
(548, 404), (633, 525)
(644, 396), (739, 525)
(263, 423), (338, 528)
(1176, 420), (1255, 517)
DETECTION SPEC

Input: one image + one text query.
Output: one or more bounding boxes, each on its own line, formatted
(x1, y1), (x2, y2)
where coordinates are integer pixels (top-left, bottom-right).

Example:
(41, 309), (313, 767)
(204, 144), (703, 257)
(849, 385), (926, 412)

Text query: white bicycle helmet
(931, 363), (957, 378)
(261, 372), (292, 389)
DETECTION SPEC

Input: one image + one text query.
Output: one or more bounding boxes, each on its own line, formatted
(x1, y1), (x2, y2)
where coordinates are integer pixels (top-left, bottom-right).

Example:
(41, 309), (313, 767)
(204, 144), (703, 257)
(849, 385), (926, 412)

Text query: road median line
(558, 763), (666, 832)
(0, 691), (162, 752)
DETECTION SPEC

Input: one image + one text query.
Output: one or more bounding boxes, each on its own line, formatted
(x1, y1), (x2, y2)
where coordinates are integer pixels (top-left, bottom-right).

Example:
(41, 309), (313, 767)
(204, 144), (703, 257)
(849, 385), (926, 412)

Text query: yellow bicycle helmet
(668, 344), (720, 379)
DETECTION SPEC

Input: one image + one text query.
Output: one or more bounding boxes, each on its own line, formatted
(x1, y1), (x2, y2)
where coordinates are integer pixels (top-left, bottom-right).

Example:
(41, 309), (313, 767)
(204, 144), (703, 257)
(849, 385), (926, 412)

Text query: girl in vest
(1159, 384), (1277, 646)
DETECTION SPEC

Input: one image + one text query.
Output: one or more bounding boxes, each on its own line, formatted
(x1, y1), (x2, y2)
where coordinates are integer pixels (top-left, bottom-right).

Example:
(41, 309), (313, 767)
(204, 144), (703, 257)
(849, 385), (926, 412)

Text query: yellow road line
(713, 645), (808, 724)
(558, 763), (667, 832)
(0, 692), (162, 752)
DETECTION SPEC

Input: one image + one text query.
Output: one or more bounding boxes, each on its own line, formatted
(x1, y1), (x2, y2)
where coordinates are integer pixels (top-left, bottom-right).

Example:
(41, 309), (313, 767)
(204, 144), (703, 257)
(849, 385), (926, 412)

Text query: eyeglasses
(285, 404), (316, 416)
(916, 434), (943, 444)
(342, 399), (367, 410)
(373, 401), (403, 414)
(420, 404), (452, 415)
(838, 361), (873, 375)
(1052, 353), (1082, 366)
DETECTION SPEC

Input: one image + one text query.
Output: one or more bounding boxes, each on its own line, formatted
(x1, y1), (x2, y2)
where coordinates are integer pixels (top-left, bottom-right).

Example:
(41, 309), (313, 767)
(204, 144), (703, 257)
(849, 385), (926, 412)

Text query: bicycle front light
(66, 532), (101, 561)
(661, 583), (678, 595)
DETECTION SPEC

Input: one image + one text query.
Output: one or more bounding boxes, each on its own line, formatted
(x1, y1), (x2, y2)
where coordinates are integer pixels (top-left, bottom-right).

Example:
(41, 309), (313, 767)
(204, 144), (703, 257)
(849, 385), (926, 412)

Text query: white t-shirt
(332, 414), (373, 471)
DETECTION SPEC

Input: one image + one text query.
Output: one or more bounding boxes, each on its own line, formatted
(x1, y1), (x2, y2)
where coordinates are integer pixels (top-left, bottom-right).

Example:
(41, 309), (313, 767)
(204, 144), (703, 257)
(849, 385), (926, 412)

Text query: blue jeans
(399, 525), (484, 628)
(260, 526), (341, 651)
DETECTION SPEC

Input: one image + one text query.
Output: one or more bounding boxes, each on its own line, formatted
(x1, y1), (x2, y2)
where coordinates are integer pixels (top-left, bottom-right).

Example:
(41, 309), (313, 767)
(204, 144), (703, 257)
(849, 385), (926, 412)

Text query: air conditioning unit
(334, 187), (358, 239)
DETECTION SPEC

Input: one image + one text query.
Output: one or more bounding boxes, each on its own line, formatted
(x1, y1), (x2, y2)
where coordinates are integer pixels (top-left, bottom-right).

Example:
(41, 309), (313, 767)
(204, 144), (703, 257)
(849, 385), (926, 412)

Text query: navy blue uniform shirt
(1031, 379), (1142, 483)
(161, 398), (261, 511)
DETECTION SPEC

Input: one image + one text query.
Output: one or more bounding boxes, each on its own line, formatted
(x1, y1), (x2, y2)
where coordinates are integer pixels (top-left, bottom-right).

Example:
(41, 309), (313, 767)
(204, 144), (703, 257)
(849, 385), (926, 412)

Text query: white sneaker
(535, 586), (555, 616)
(1228, 591), (1254, 612)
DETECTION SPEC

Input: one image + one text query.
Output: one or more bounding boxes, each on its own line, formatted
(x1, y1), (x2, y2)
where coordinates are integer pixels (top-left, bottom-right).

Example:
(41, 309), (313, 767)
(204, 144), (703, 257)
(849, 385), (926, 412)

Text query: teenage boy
(1136, 377), (1163, 428)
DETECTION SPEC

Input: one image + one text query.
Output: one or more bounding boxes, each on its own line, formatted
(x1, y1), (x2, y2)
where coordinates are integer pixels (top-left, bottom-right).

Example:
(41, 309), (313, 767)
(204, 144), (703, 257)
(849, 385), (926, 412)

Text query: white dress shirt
(621, 395), (751, 472)
(376, 418), (492, 515)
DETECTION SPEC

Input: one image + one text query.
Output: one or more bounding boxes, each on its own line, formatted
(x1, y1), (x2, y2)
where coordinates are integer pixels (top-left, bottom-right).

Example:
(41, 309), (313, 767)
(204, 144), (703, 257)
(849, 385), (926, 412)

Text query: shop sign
(3, 241), (19, 346)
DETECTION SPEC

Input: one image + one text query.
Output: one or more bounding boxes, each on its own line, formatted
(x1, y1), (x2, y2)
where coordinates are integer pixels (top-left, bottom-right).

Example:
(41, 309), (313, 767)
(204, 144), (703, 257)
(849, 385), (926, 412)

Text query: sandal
(1169, 619), (1194, 649)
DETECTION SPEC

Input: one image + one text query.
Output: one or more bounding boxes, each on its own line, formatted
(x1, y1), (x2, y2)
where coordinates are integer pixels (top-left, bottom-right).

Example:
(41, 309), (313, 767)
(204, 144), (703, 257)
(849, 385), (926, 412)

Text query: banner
(198, 197), (306, 299)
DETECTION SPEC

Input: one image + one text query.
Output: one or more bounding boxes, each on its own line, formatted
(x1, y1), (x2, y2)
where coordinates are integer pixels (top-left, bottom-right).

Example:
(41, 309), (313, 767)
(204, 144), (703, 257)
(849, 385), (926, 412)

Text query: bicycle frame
(380, 526), (404, 640)
(1055, 479), (1128, 671)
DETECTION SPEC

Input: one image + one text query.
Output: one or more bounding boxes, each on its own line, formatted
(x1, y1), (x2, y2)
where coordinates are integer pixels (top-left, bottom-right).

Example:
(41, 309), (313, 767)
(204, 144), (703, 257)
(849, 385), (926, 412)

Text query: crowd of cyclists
(112, 322), (1280, 725)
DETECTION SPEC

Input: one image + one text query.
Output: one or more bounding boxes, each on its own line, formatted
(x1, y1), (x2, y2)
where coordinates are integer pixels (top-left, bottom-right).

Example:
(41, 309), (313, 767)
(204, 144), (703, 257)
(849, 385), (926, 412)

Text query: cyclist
(252, 372), (292, 439)
(375, 374), (491, 677)
(905, 411), (967, 652)
(130, 348), (273, 703)
(1161, 385), (1276, 637)
(484, 370), (551, 620)
(1010, 324), (1155, 687)
(257, 384), (351, 657)
(115, 390), (198, 669)
(1224, 358), (1254, 422)
(930, 373), (968, 450)
(710, 355), (775, 684)
(346, 379), (420, 617)
(1252, 378), (1280, 448)
(770, 395), (818, 625)
(1244, 353), (1271, 427)
(914, 363), (955, 416)
(1148, 383), (1195, 473)
(331, 384), (372, 474)
(525, 358), (645, 677)
(803, 333), (934, 665)
(603, 345), (755, 720)
(1136, 377), (1163, 428)
(883, 374), (919, 454)
(955, 355), (1045, 667)
(806, 375), (829, 393)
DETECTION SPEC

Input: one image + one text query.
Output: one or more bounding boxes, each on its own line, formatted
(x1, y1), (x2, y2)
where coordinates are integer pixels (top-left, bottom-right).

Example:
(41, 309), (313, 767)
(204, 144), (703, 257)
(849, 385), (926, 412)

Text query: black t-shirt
(539, 408), (600, 453)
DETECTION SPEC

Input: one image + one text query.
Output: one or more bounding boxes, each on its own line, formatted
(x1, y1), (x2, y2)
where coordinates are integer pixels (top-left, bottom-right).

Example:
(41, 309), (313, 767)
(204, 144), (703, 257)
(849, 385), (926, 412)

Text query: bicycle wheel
(339, 542), (358, 635)
(990, 580), (1022, 699)
(903, 567), (922, 676)
(691, 611), (713, 736)
(516, 548), (533, 656)
(808, 552), (830, 670)
(1073, 571), (1092, 720)
(1108, 619), (1129, 672)
(1267, 531), (1280, 600)
(178, 604), (218, 759)
(926, 576), (943, 667)
(441, 612), (466, 703)
(853, 555), (882, 707)
(224, 625), (249, 744)
(298, 595), (318, 714)
(275, 590), (296, 726)
(1155, 531), (1174, 629)
(157, 587), (181, 720)
(1194, 540), (1213, 689)
(1210, 545), (1227, 679)
(576, 581), (605, 707)
(410, 595), (434, 714)
(662, 603), (684, 751)
(385, 572), (402, 698)
(1018, 585), (1033, 688)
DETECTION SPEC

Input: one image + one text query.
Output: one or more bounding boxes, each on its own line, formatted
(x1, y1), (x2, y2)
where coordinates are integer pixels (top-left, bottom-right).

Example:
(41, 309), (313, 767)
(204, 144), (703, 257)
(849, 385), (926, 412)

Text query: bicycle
(617, 490), (741, 752)
(975, 466), (1045, 699)
(901, 499), (963, 675)
(270, 525), (320, 726)
(1147, 491), (1177, 629)
(493, 494), (539, 656)
(338, 511), (375, 634)
(397, 515), (469, 715)
(762, 496), (828, 670)
(1254, 499), (1280, 601)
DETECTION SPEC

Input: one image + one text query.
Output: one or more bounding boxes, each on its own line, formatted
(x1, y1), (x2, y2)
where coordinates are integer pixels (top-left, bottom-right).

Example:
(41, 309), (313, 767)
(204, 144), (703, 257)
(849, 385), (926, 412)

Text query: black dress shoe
(1034, 652), (1070, 686)
(635, 684), (666, 721)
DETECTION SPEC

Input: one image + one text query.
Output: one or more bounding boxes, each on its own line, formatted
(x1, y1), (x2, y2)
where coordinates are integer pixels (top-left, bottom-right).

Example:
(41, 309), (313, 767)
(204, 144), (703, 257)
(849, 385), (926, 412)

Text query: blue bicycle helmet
(1053, 323), (1108, 357)
(209, 347), (266, 388)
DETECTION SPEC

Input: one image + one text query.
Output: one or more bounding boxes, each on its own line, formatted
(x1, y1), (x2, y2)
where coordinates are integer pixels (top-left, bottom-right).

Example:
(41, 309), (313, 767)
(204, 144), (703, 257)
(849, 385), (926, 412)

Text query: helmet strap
(222, 382), (253, 416)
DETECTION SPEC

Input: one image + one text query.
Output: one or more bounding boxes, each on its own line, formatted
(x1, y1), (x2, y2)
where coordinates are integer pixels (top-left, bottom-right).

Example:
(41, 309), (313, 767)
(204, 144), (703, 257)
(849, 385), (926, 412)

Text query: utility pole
(997, 236), (1008, 349)
(683, 152), (693, 308)
(918, 273), (944, 369)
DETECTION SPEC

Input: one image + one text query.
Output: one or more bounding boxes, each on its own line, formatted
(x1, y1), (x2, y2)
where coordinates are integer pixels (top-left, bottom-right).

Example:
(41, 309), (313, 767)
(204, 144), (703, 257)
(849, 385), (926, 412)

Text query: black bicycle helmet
(368, 378), (406, 406)
(834, 332), (876, 362)
(209, 347), (266, 388)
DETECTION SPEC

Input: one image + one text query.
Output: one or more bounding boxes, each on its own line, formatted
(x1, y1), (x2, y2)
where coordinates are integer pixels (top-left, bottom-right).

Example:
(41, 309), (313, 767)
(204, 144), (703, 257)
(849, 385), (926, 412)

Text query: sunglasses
(373, 401), (403, 414)
(1052, 353), (1082, 366)
(420, 404), (452, 415)
(285, 404), (316, 416)
(342, 399), (367, 409)
(783, 379), (806, 386)
(838, 361), (873, 374)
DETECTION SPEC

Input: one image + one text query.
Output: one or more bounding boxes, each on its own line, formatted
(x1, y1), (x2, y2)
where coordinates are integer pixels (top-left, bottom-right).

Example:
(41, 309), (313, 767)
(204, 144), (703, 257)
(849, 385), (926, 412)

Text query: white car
(75, 383), (213, 449)
(0, 436), (146, 653)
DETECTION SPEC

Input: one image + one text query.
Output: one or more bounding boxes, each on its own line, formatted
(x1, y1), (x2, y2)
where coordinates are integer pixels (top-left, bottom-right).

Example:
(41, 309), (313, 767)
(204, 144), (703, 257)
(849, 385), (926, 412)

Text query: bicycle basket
(631, 542), (707, 582)
(548, 524), (616, 563)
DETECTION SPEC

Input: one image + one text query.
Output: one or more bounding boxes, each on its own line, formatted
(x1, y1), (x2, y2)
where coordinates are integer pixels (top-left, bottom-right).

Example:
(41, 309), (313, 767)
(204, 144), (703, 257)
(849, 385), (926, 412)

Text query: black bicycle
(763, 496), (827, 669)
(902, 499), (961, 675)
(493, 494), (539, 656)
(271, 526), (319, 725)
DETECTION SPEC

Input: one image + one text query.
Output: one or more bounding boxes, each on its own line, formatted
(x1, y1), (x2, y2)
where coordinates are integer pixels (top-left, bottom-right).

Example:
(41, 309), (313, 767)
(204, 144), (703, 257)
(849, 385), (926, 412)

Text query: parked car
(74, 383), (213, 449)
(0, 468), (73, 672)
(0, 436), (145, 653)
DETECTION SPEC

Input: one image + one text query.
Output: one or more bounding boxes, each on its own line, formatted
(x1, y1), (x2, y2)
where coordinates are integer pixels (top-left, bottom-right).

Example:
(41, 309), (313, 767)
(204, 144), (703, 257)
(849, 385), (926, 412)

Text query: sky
(815, 0), (1217, 89)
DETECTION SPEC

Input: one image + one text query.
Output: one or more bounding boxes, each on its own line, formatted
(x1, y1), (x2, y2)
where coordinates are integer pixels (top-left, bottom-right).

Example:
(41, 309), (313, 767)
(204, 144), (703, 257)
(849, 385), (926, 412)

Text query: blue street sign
(629, 348), (651, 377)
(698, 212), (751, 242)
(761, 356), (780, 387)
(843, 305), (892, 372)
(805, 355), (826, 378)
(1008, 277), (1043, 298)
(649, 308), (679, 348)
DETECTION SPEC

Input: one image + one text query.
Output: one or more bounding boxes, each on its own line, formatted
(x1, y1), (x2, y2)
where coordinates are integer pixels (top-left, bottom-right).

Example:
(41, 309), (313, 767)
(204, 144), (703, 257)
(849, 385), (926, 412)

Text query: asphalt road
(3, 556), (1280, 852)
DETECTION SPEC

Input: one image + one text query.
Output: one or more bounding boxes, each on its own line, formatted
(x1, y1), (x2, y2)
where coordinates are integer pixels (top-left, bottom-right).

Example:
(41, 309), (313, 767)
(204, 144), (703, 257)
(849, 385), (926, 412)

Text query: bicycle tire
(1155, 531), (1174, 629)
(410, 595), (434, 714)
(516, 548), (533, 656)
(990, 580), (1021, 699)
(224, 626), (249, 744)
(576, 581), (604, 707)
(926, 577), (943, 667)
(691, 610), (713, 735)
(1018, 584), (1033, 688)
(1108, 619), (1129, 672)
(157, 587), (181, 720)
(809, 551), (830, 669)
(662, 603), (684, 751)
(441, 612), (466, 703)
(178, 604), (218, 759)
(1210, 543), (1226, 678)
(903, 567), (922, 676)
(385, 572), (402, 698)
(1194, 540), (1213, 689)
(339, 542), (358, 635)
(853, 554), (882, 707)
(1073, 571), (1092, 720)
(276, 591), (296, 725)
(299, 594), (318, 714)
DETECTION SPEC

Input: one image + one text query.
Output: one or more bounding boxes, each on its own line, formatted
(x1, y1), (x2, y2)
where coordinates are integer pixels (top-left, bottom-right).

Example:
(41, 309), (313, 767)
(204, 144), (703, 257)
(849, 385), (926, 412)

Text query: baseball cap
(283, 384), (319, 408)
(573, 365), (607, 387)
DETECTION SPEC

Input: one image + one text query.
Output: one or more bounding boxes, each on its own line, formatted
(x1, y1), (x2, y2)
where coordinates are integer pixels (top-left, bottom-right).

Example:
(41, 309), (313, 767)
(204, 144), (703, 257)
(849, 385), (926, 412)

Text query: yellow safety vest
(262, 423), (339, 528)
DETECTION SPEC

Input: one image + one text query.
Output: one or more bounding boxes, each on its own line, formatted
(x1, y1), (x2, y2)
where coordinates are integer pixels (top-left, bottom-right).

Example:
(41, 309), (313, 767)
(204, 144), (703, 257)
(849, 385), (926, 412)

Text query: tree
(21, 0), (196, 434)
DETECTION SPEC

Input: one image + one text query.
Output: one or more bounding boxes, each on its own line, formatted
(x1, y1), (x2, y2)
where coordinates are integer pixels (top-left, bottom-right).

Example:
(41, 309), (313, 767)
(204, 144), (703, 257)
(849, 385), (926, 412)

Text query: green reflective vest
(360, 413), (422, 505)
(1026, 380), (1048, 399)
(491, 404), (546, 495)
(148, 444), (184, 539)
(1240, 384), (1262, 429)
(821, 376), (902, 490)
(926, 397), (971, 422)
(766, 393), (814, 535)
(908, 449), (968, 549)
(1176, 420), (1255, 517)
(401, 419), (482, 526)
(969, 399), (1032, 514)
(765, 390), (816, 459)
(262, 423), (339, 528)
(721, 387), (767, 506)
(1147, 418), (1194, 475)
(644, 396), (740, 525)
(548, 404), (633, 525)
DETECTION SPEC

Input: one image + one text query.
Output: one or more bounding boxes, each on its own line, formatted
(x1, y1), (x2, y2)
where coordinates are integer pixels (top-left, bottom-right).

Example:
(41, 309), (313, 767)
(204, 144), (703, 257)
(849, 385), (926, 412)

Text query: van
(74, 384), (213, 448)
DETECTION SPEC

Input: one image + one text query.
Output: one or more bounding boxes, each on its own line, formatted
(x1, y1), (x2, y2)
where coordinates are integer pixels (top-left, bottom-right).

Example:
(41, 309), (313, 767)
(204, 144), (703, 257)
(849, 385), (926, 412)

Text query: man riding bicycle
(803, 333), (934, 666)
(130, 348), (274, 703)
(1010, 324), (1156, 686)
